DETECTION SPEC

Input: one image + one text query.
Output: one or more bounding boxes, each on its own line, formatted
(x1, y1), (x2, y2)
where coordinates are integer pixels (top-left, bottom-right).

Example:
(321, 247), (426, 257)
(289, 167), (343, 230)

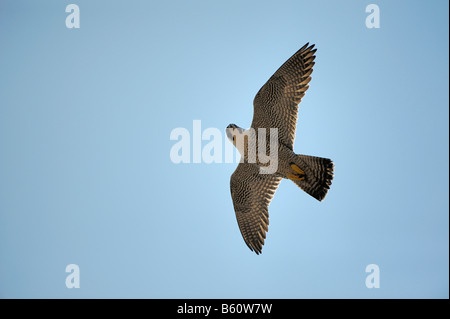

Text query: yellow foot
(287, 174), (305, 181)
(288, 163), (306, 181)
(290, 163), (305, 175)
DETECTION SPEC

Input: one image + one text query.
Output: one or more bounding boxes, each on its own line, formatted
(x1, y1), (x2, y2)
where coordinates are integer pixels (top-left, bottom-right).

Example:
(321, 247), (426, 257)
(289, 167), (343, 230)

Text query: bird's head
(226, 124), (244, 146)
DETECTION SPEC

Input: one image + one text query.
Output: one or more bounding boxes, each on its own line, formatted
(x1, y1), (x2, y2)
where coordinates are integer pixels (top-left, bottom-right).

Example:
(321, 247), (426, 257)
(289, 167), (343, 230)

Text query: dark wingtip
(298, 43), (316, 55)
(299, 42), (309, 52)
(246, 241), (263, 255)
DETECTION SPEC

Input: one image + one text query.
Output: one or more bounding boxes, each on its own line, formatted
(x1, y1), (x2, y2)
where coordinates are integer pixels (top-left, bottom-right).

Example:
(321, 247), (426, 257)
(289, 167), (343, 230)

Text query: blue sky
(0, 0), (448, 298)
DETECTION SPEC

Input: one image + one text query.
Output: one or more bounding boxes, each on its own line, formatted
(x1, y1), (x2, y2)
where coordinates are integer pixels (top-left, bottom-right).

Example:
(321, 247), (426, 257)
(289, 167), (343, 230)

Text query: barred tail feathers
(289, 154), (334, 201)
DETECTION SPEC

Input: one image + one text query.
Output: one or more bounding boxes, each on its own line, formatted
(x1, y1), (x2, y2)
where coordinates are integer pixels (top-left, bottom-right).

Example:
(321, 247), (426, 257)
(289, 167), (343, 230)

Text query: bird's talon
(287, 174), (305, 181)
(290, 163), (305, 175)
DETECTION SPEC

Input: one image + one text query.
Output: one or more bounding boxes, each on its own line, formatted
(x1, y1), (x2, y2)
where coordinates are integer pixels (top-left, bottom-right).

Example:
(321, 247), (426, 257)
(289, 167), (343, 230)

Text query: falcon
(226, 43), (334, 254)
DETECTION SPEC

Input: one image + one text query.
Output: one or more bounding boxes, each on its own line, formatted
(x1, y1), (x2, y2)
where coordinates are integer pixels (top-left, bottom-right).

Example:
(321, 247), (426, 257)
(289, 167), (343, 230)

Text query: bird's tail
(288, 154), (334, 201)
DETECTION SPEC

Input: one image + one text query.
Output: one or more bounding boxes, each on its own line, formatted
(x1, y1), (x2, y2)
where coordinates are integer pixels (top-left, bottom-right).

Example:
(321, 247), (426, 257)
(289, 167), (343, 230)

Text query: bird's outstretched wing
(251, 43), (316, 149)
(230, 163), (282, 254)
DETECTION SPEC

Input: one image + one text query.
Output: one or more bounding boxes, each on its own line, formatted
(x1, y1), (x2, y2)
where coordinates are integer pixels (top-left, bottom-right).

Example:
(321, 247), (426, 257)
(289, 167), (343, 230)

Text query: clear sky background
(0, 0), (448, 298)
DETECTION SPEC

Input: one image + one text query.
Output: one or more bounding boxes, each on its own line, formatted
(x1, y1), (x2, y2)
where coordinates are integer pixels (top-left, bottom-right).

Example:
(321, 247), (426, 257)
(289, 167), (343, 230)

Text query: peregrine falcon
(226, 43), (334, 254)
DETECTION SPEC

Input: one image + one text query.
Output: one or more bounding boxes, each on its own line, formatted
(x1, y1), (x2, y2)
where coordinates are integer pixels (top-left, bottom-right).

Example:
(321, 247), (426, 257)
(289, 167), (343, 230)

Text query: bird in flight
(226, 43), (334, 254)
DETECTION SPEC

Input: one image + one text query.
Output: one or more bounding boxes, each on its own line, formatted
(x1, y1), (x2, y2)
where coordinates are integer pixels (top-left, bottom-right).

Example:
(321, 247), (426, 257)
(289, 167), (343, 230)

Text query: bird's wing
(230, 163), (282, 254)
(251, 43), (316, 149)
